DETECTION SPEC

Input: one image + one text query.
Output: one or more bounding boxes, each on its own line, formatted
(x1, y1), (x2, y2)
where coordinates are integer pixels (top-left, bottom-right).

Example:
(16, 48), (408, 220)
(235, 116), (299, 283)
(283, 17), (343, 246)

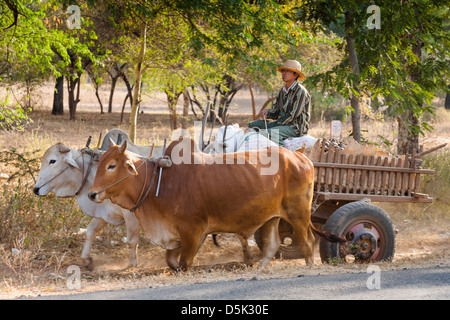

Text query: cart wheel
(254, 219), (322, 259)
(320, 201), (395, 263)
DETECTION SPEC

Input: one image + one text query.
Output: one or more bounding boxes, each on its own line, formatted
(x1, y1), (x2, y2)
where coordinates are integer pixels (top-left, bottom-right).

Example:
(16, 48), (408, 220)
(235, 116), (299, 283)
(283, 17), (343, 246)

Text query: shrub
(0, 148), (88, 248)
(0, 95), (33, 131)
(421, 149), (450, 205)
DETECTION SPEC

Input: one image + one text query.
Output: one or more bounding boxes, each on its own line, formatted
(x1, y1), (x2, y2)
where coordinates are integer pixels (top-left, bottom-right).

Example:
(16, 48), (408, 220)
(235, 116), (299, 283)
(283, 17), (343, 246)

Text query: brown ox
(89, 137), (343, 271)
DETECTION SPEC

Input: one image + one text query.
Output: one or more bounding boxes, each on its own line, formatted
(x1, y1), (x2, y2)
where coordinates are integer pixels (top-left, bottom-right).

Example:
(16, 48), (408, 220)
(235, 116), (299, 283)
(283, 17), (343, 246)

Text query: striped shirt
(267, 81), (311, 136)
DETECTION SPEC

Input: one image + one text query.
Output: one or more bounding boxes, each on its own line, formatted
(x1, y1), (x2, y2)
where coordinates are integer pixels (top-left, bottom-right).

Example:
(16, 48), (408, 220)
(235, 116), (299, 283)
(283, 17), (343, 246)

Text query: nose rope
(37, 136), (99, 197)
(74, 150), (94, 196)
(36, 152), (83, 191)
(132, 160), (149, 210)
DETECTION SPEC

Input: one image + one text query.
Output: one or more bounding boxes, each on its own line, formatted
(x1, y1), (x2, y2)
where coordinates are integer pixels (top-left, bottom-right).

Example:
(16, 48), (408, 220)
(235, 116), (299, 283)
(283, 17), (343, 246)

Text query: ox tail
(310, 221), (347, 244)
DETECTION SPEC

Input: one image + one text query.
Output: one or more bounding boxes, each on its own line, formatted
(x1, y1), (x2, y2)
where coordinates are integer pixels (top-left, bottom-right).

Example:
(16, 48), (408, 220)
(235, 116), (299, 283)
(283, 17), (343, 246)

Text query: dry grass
(0, 95), (449, 299)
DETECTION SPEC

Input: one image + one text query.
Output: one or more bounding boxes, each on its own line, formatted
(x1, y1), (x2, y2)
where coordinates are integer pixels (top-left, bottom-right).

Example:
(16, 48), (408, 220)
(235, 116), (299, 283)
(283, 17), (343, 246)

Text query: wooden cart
(274, 140), (446, 263)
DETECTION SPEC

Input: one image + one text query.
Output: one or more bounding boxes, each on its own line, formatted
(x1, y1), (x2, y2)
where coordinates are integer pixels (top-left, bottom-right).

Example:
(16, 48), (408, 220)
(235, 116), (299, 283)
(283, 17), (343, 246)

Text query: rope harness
(75, 150), (94, 196)
(130, 157), (169, 212)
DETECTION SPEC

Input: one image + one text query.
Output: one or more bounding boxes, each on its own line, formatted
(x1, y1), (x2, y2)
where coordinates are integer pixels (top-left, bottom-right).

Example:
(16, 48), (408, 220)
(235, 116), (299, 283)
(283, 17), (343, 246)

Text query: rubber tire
(319, 201), (395, 263)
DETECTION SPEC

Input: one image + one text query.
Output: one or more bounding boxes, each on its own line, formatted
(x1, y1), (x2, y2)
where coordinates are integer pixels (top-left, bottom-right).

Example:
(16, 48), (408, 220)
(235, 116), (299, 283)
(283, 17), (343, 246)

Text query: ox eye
(107, 164), (116, 170)
(49, 159), (56, 164)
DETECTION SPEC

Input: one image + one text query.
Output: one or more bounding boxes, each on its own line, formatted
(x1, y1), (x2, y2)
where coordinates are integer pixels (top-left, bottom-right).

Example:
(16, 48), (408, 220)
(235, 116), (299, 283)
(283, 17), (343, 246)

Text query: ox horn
(59, 146), (71, 153)
(118, 140), (128, 154)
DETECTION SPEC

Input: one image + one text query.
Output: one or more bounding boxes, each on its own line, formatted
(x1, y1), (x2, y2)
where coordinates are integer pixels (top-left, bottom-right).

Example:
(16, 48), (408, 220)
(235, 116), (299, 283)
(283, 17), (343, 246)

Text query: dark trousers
(248, 119), (297, 146)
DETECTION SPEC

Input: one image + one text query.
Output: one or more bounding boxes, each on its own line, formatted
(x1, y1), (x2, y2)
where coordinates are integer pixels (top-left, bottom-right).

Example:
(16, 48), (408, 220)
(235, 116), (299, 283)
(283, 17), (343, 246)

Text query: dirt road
(24, 265), (449, 300)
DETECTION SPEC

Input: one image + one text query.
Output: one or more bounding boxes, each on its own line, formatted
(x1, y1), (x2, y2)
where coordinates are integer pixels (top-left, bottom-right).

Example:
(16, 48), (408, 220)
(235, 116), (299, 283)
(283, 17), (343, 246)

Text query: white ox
(33, 129), (162, 270)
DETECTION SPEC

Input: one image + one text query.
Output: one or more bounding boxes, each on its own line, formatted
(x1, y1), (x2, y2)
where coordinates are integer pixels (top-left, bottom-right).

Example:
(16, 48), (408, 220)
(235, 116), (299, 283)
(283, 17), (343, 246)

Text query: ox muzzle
(88, 191), (101, 202)
(33, 186), (41, 196)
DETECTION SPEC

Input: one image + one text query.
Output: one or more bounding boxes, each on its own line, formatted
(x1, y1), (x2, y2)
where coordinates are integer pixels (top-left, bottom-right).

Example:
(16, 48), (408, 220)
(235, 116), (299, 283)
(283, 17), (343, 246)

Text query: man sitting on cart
(249, 60), (311, 146)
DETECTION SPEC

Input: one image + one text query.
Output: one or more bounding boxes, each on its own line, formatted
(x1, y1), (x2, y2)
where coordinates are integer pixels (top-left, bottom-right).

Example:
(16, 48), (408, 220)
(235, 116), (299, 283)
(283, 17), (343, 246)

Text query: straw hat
(276, 60), (306, 81)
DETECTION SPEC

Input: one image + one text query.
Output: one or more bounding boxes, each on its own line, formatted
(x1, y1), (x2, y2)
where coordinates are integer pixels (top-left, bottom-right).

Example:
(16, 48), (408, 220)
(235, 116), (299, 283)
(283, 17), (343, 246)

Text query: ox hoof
(83, 257), (94, 271)
(257, 259), (272, 270)
(123, 263), (138, 271)
(244, 261), (255, 267)
(242, 258), (254, 267)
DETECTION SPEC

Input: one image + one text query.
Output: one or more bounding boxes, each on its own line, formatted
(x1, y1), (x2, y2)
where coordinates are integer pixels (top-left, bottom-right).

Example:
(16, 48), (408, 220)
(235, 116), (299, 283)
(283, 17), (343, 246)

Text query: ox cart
(257, 139), (446, 264)
(198, 115), (444, 264)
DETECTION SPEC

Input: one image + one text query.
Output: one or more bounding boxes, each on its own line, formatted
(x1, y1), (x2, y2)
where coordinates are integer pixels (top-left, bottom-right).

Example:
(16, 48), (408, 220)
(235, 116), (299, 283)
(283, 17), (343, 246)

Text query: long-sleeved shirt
(267, 80), (311, 136)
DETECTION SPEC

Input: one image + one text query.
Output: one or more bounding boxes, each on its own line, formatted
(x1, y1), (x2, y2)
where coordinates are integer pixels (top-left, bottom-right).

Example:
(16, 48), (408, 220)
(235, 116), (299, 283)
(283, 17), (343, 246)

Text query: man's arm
(259, 93), (281, 119)
(265, 92), (281, 119)
(276, 87), (310, 134)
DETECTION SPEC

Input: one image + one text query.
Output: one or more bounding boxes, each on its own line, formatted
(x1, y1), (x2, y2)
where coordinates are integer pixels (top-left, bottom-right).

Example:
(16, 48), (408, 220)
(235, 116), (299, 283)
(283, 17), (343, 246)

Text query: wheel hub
(343, 222), (381, 261)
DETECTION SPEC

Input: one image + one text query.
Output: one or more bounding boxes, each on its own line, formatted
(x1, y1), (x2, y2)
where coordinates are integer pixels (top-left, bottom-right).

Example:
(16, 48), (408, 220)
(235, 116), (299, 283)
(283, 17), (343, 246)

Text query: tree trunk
(52, 76), (64, 115)
(397, 116), (408, 155)
(120, 71), (133, 110)
(165, 88), (182, 131)
(349, 89), (361, 142)
(215, 75), (244, 122)
(445, 84), (450, 110)
(397, 39), (423, 154)
(86, 69), (104, 114)
(66, 74), (80, 120)
(67, 76), (75, 120)
(75, 73), (81, 118)
(249, 81), (256, 120)
(120, 92), (130, 124)
(94, 86), (104, 114)
(120, 73), (134, 124)
(168, 96), (178, 130)
(345, 10), (361, 143)
(129, 25), (147, 143)
(222, 86), (241, 121)
(108, 75), (119, 113)
(181, 90), (189, 129)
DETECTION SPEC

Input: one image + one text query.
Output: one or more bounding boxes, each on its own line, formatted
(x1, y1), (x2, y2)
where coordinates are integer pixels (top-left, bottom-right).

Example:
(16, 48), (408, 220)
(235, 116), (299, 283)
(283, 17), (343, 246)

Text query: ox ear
(108, 138), (116, 149)
(125, 160), (138, 176)
(118, 140), (128, 154)
(65, 157), (81, 172)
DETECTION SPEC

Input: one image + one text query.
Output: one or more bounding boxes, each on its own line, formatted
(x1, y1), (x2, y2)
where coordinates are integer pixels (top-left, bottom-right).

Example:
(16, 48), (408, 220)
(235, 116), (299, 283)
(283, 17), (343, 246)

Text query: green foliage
(299, 0), (450, 142)
(0, 95), (33, 131)
(309, 88), (346, 122)
(1, 0), (107, 122)
(2, 0), (449, 139)
(1, 0), (66, 78)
